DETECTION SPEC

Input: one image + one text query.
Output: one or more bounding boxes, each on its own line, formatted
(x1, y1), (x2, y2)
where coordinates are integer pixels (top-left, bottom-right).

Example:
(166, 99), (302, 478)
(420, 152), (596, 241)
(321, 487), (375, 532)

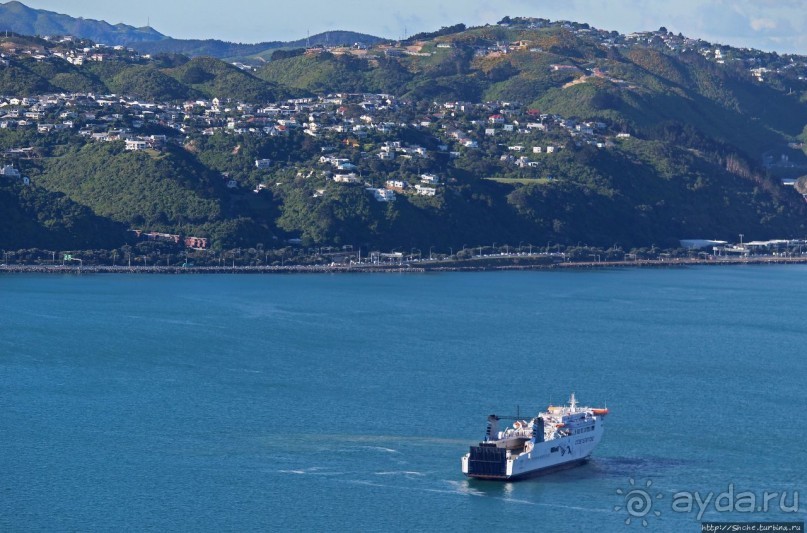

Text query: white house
(414, 184), (437, 196)
(332, 173), (361, 184)
(125, 139), (148, 151)
(366, 187), (396, 202)
(385, 179), (407, 191)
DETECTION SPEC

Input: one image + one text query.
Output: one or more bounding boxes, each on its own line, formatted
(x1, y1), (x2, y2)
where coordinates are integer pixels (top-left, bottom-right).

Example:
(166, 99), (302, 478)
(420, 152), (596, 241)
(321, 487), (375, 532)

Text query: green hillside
(166, 57), (293, 102)
(257, 52), (412, 95)
(2, 17), (807, 254)
(0, 179), (126, 249)
(25, 141), (279, 248)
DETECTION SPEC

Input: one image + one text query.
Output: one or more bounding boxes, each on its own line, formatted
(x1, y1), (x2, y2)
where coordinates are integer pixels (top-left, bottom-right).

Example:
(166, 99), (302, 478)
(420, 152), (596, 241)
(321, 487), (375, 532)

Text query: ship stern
(464, 443), (509, 479)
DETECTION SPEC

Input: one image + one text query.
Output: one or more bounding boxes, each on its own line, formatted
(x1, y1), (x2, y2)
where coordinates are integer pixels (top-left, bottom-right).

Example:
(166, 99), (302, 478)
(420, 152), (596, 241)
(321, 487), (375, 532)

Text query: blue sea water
(1, 266), (806, 532)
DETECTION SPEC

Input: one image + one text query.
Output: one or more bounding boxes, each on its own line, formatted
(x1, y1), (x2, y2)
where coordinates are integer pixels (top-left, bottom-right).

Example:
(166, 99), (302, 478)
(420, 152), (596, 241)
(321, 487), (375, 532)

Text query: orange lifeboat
(592, 408), (609, 416)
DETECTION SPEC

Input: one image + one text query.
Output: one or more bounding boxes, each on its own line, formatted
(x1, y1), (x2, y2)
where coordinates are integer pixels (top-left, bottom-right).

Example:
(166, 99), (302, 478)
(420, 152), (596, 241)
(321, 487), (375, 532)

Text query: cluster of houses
(306, 18), (807, 87)
(492, 18), (806, 83)
(3, 35), (143, 66)
(619, 29), (807, 83)
(0, 82), (638, 204)
(2, 24), (802, 211)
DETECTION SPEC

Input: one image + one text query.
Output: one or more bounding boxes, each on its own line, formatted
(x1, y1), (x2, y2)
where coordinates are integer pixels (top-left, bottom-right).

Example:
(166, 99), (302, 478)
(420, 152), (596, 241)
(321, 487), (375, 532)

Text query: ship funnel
(486, 415), (500, 441)
(533, 417), (544, 443)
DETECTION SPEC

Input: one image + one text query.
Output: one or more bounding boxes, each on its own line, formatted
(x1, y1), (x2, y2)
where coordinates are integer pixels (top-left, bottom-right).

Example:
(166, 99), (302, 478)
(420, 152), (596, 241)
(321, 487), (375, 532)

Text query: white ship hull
(461, 394), (607, 480)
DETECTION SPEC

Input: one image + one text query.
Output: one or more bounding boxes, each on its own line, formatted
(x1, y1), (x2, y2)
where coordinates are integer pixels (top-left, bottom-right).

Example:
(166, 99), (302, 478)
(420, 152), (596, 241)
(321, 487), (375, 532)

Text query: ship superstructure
(461, 393), (608, 480)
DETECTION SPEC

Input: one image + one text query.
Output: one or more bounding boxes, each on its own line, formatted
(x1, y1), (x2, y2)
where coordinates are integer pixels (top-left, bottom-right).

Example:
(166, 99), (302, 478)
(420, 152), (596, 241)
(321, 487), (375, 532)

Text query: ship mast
(569, 392), (577, 411)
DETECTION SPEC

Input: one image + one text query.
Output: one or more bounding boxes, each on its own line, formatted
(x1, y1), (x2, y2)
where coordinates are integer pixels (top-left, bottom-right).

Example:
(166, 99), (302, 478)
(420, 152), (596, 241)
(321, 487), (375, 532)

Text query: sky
(17, 0), (807, 54)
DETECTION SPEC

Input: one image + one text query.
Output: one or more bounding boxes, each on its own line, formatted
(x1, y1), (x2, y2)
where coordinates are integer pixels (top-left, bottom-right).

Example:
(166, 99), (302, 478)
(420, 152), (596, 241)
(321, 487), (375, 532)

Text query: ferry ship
(461, 393), (608, 480)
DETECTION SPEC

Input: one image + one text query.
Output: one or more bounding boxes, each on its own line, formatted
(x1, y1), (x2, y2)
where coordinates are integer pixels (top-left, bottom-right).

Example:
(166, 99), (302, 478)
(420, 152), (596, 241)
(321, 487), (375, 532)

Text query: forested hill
(0, 1), (164, 45)
(1, 17), (807, 254)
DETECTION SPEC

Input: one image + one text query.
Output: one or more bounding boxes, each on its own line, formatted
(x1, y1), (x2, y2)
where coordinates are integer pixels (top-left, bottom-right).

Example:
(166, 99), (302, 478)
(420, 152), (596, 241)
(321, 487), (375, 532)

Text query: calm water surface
(1, 267), (806, 532)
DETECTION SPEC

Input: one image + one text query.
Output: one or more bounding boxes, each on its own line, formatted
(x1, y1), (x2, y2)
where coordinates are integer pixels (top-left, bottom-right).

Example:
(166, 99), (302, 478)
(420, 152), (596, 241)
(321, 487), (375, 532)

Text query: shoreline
(2, 255), (807, 274)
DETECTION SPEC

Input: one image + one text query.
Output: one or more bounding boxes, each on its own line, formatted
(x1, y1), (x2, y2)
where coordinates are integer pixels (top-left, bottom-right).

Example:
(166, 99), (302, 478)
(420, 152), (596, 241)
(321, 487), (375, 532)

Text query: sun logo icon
(614, 478), (664, 527)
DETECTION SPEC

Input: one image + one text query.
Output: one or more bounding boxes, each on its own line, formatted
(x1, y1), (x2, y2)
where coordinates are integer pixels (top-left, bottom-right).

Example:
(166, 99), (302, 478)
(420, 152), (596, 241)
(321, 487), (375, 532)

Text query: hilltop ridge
(0, 1), (165, 45)
(0, 1), (384, 58)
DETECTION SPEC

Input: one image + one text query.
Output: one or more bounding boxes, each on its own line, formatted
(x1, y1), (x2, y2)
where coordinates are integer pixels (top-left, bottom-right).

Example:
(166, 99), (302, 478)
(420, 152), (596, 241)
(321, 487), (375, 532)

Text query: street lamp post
(429, 246), (434, 260)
